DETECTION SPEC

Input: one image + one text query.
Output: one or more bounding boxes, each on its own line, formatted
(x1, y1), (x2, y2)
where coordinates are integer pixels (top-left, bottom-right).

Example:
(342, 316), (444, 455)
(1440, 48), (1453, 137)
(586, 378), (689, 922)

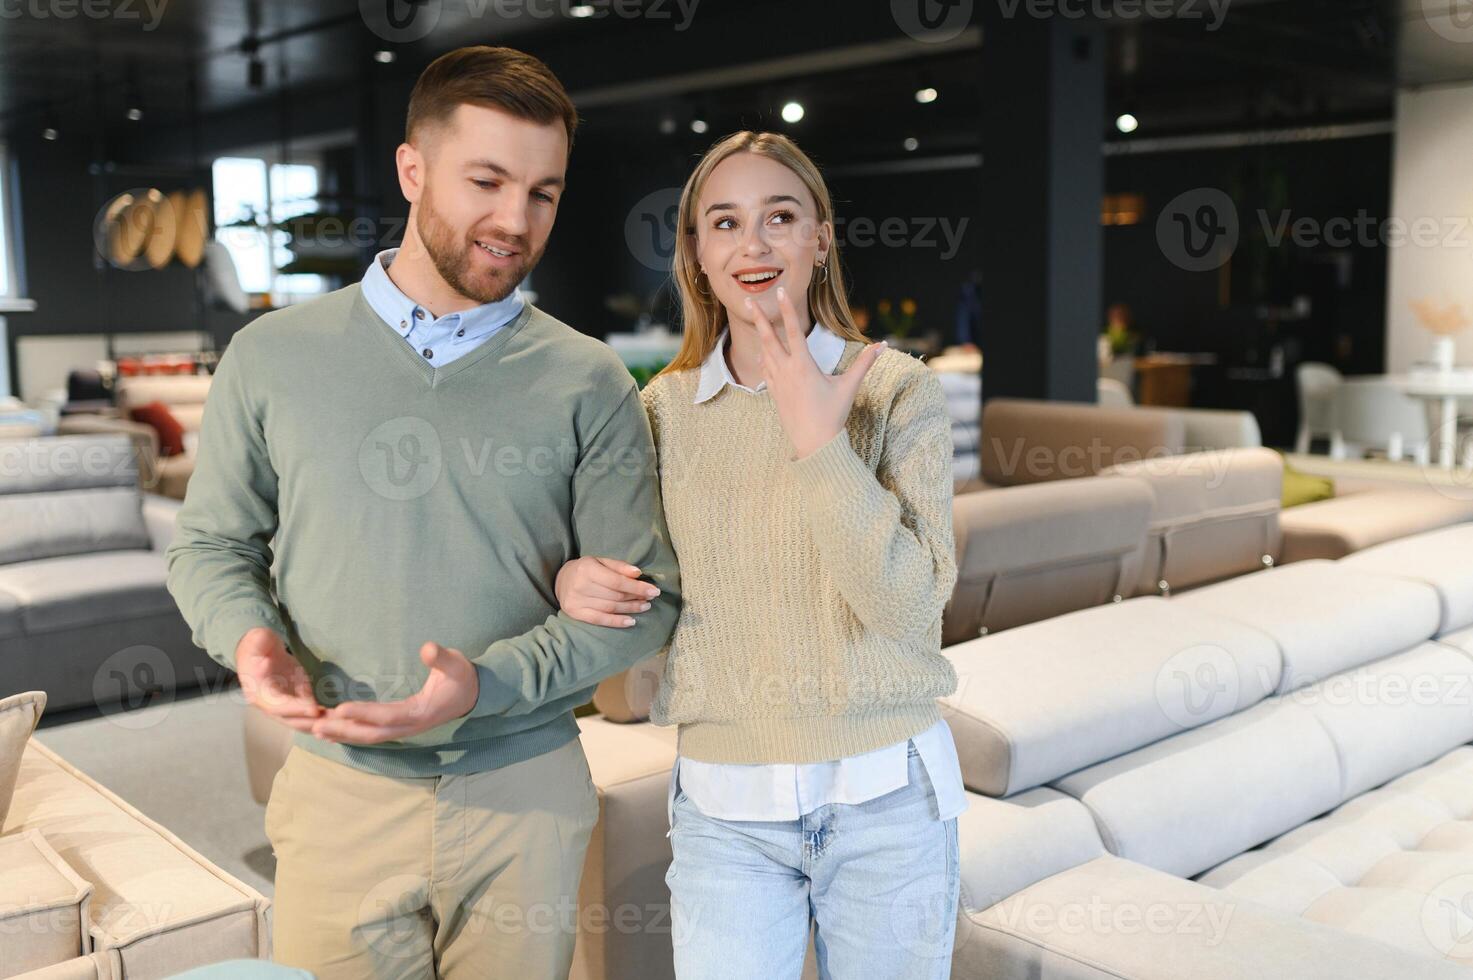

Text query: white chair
(1330, 377), (1430, 465)
(1295, 362), (1341, 454)
(1097, 377), (1133, 409)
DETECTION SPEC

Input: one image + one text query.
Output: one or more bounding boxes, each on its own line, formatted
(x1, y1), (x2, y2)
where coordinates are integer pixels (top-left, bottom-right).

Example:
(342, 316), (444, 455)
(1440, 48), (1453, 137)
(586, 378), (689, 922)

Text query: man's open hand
(310, 642), (480, 745)
(235, 626), (322, 732)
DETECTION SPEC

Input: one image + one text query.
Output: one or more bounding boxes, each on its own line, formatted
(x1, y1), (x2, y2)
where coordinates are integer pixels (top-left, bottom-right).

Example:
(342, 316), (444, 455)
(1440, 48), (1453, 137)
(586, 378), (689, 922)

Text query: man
(167, 46), (680, 978)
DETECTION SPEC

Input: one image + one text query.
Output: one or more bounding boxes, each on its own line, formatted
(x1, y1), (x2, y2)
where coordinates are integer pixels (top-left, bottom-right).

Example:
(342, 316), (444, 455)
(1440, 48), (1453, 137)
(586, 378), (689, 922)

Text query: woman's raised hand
(555, 556), (660, 628)
(746, 286), (885, 459)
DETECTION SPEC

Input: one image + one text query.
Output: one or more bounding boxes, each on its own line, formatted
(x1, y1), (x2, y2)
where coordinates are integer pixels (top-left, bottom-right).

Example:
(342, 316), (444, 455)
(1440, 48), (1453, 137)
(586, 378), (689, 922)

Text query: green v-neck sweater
(165, 283), (681, 777)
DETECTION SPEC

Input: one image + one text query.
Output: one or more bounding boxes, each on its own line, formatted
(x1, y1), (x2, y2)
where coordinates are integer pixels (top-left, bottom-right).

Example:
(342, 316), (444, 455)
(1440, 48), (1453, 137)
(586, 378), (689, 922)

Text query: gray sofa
(0, 434), (228, 713)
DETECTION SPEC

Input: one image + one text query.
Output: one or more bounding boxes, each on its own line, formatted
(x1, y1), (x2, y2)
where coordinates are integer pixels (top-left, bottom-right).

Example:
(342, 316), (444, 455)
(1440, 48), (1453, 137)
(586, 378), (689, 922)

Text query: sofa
(55, 375), (212, 500)
(964, 396), (1473, 570)
(232, 428), (1473, 977)
(942, 523), (1473, 976)
(3, 723), (272, 978)
(0, 434), (228, 713)
(1279, 482), (1473, 563)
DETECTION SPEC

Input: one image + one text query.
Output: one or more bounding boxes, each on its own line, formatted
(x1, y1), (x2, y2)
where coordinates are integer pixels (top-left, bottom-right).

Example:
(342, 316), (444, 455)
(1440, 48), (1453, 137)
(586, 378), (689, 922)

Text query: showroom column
(976, 8), (1104, 403)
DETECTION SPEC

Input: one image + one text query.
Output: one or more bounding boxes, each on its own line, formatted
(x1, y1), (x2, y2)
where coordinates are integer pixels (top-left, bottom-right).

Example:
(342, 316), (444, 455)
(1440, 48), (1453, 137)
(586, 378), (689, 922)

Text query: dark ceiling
(0, 0), (1468, 154)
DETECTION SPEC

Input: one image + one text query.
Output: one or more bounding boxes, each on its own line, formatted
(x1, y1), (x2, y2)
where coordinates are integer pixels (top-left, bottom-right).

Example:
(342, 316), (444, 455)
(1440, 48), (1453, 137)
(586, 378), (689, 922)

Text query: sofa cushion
(1341, 523), (1473, 634)
(1280, 489), (1473, 563)
(0, 690), (45, 827)
(940, 596), (1281, 797)
(0, 487), (150, 566)
(0, 552), (176, 634)
(1173, 560), (1443, 693)
(1050, 698), (1343, 878)
(1289, 642), (1473, 802)
(979, 398), (1186, 487)
(956, 787), (1104, 911)
(0, 434), (138, 494)
(1102, 447), (1283, 596)
(958, 852), (1473, 979)
(943, 476), (1152, 644)
(6, 739), (269, 973)
(1198, 746), (1473, 966)
(0, 828), (93, 974)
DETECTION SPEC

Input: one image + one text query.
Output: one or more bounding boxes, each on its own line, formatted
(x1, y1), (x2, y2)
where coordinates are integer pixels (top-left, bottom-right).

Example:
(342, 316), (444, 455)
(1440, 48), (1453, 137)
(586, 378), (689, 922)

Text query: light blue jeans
(665, 743), (960, 979)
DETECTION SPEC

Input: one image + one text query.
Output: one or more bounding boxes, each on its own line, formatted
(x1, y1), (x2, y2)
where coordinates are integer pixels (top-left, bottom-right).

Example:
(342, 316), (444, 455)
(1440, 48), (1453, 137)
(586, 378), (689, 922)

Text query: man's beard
(415, 186), (540, 304)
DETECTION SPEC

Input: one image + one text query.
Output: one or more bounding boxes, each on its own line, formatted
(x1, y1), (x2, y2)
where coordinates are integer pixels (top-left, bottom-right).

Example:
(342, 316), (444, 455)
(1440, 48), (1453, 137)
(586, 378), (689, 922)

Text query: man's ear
(396, 142), (425, 205)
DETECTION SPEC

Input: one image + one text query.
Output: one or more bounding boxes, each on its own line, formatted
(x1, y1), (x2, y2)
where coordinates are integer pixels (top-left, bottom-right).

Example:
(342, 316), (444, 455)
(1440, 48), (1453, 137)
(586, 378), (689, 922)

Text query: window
(0, 140), (14, 297)
(212, 156), (327, 305)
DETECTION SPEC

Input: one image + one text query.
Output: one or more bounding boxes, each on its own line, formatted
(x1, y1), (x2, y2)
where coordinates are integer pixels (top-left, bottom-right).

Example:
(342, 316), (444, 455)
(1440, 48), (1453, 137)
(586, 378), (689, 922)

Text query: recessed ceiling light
(903, 137), (919, 151)
(915, 87), (938, 104)
(373, 50), (396, 64)
(42, 127), (58, 141)
(691, 119), (708, 134)
(126, 107), (144, 122)
(659, 116), (677, 135)
(570, 4), (595, 16)
(1115, 113), (1139, 134)
(781, 101), (804, 123)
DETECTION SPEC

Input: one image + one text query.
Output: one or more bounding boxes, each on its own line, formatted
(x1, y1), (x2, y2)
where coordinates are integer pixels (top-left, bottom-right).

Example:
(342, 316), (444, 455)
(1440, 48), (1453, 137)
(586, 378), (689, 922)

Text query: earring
(814, 257), (829, 285)
(694, 270), (712, 296)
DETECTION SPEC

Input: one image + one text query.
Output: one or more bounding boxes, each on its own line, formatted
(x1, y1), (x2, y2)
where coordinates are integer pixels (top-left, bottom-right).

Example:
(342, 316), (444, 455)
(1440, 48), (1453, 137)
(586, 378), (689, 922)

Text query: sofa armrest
(56, 415), (159, 489)
(956, 854), (1471, 980)
(141, 493), (181, 553)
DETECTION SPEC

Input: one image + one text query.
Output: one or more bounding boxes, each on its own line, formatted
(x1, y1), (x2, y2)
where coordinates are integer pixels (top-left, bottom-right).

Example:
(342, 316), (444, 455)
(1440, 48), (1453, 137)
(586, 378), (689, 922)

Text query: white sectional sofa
(941, 522), (1473, 976)
(232, 441), (1473, 978)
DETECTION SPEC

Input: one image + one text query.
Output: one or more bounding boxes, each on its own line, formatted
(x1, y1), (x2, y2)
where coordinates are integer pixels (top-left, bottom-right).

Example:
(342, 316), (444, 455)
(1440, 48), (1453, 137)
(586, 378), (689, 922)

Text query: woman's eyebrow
(703, 194), (801, 216)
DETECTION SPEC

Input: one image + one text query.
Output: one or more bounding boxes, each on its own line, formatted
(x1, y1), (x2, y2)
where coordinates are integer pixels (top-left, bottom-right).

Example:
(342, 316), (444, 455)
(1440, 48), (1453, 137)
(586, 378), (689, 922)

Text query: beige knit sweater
(641, 339), (959, 764)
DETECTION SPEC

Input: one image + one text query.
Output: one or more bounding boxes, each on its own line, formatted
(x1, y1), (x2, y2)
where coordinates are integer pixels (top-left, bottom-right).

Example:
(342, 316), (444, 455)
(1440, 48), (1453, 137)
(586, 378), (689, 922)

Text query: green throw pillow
(1279, 453), (1335, 508)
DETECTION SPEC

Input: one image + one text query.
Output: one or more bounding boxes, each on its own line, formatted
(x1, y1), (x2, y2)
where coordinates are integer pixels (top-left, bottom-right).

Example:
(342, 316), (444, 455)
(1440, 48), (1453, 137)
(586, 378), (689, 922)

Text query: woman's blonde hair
(658, 131), (869, 376)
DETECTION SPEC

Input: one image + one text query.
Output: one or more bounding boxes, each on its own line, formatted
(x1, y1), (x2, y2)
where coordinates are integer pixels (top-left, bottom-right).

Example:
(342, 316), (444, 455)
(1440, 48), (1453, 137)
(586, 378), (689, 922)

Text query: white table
(1391, 373), (1473, 470)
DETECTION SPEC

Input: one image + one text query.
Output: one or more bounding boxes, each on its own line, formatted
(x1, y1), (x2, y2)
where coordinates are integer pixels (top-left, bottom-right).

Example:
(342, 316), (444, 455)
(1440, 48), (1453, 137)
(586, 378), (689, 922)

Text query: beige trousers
(265, 737), (600, 980)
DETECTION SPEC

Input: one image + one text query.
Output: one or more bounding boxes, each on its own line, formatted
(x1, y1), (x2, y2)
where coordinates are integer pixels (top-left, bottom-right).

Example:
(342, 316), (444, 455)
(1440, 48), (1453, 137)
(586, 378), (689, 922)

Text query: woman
(557, 131), (965, 979)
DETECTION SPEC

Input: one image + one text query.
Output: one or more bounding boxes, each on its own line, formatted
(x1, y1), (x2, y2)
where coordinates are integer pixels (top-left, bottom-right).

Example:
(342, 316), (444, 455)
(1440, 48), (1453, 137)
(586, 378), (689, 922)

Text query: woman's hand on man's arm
(555, 556), (662, 628)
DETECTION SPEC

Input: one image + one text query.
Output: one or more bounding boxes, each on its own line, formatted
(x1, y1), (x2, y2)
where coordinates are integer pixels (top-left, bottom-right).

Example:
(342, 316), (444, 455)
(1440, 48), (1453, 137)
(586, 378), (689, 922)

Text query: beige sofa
(4, 735), (271, 978)
(966, 396), (1471, 572)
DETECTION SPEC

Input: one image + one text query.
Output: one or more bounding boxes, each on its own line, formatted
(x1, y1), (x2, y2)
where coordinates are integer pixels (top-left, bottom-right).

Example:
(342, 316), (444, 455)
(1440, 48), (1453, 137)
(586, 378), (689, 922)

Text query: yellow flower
(900, 298), (917, 316)
(877, 299), (892, 314)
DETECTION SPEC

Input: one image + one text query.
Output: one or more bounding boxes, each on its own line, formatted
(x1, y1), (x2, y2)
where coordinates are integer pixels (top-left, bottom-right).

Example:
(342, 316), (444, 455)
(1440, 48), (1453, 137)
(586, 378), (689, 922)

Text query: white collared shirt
(693, 322), (847, 403)
(669, 322), (969, 825)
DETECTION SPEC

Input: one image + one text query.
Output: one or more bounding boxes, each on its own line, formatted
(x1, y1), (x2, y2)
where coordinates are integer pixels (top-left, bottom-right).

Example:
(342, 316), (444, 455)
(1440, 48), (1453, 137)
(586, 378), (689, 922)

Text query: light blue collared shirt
(359, 247), (526, 367)
(694, 321), (847, 404)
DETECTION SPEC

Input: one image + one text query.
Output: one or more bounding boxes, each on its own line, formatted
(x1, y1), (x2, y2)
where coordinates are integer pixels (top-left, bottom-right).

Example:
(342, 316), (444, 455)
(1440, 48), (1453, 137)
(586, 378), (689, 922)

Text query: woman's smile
(732, 265), (783, 293)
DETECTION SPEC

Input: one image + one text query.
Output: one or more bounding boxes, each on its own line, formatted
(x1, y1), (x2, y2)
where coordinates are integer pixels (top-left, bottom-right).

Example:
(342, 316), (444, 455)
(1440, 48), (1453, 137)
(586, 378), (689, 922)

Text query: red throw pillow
(130, 400), (186, 457)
